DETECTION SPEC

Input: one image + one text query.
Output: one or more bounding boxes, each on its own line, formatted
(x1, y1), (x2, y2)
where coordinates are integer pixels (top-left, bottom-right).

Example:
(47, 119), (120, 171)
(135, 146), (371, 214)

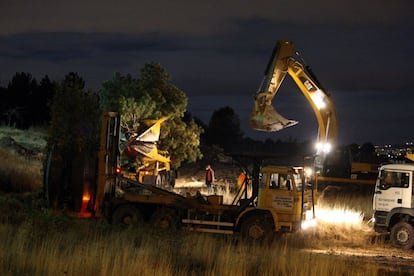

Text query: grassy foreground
(0, 210), (386, 276)
(0, 178), (406, 275)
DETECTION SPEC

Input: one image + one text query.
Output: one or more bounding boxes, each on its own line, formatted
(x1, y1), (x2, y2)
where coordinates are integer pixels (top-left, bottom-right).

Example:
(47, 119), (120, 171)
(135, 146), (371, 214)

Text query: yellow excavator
(250, 40), (378, 187)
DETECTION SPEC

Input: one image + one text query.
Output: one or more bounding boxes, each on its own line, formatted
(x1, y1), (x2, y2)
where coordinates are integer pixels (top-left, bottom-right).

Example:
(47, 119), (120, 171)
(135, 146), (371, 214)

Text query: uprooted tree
(100, 62), (203, 167)
(46, 65), (203, 209)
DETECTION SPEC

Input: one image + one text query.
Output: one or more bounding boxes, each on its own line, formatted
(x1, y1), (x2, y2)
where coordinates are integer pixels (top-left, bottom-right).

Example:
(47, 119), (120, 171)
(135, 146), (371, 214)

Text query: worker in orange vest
(205, 164), (215, 194)
(237, 170), (247, 188)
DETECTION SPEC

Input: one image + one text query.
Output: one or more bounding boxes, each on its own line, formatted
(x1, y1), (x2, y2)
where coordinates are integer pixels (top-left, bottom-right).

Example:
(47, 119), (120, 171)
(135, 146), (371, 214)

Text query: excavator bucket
(124, 116), (170, 162)
(249, 40), (298, 132)
(250, 93), (298, 132)
(136, 117), (169, 143)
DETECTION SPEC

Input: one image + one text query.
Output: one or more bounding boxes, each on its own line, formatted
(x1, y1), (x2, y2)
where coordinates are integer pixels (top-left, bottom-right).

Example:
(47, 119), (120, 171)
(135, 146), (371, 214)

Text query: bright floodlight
(304, 166), (313, 177)
(315, 142), (331, 154)
(311, 89), (326, 109)
(301, 219), (317, 230)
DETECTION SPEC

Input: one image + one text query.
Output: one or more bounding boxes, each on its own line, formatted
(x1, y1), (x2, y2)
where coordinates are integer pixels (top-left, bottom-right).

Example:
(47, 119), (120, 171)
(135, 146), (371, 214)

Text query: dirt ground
(174, 162), (243, 194)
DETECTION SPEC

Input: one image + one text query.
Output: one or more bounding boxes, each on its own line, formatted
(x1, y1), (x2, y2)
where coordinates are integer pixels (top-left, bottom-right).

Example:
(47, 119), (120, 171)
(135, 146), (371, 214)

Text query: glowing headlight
(323, 143), (331, 153)
(304, 167), (313, 177)
(315, 142), (331, 154)
(311, 89), (326, 109)
(301, 218), (317, 230)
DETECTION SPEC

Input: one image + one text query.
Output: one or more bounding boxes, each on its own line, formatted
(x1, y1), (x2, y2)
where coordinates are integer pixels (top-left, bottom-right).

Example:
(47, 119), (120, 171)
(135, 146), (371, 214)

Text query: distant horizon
(1, 72), (411, 146)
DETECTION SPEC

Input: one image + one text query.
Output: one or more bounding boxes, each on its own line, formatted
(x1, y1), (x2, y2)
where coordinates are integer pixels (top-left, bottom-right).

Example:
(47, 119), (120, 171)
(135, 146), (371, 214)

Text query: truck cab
(256, 166), (315, 232)
(373, 164), (414, 249)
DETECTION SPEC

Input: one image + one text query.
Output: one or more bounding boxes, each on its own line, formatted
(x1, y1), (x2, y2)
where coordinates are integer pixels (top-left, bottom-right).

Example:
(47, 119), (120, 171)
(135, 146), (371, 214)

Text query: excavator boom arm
(250, 40), (337, 152)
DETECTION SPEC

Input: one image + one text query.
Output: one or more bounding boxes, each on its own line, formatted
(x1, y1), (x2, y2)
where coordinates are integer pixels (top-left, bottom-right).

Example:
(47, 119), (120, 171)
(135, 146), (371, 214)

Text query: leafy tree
(100, 63), (203, 167)
(49, 72), (100, 155)
(206, 106), (244, 152)
(100, 72), (139, 112)
(118, 95), (156, 133)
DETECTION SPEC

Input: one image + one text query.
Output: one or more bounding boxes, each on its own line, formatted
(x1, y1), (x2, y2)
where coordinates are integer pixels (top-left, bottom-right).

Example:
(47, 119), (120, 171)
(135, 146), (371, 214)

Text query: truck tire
(240, 214), (273, 243)
(390, 222), (414, 250)
(150, 208), (178, 230)
(112, 205), (142, 226)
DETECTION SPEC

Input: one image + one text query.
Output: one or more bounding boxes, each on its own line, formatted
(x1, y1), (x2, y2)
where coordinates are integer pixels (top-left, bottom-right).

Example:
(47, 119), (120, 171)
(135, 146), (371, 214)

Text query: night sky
(1, 1), (413, 145)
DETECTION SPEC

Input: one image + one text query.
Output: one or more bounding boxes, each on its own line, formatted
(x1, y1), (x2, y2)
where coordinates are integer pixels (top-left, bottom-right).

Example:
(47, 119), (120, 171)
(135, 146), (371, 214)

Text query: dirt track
(308, 246), (414, 273)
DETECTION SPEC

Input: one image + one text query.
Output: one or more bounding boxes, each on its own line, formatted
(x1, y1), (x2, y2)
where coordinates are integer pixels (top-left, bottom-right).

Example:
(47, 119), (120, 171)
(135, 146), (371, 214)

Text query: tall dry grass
(317, 185), (375, 219)
(0, 126), (45, 193)
(0, 215), (394, 276)
(0, 149), (43, 192)
(0, 185), (405, 276)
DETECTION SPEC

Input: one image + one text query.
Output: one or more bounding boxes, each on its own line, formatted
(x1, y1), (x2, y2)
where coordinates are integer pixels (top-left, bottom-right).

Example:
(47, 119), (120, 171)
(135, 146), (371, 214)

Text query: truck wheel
(390, 222), (414, 249)
(240, 214), (273, 243)
(112, 205), (142, 226)
(150, 208), (178, 230)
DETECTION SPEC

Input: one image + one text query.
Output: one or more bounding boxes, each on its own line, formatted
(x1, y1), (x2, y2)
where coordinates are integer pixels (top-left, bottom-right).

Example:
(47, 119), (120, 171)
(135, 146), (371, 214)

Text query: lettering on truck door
(272, 195), (293, 209)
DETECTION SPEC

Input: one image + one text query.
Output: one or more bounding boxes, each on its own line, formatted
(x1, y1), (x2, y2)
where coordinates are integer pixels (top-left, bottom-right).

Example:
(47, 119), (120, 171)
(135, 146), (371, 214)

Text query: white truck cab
(373, 164), (414, 249)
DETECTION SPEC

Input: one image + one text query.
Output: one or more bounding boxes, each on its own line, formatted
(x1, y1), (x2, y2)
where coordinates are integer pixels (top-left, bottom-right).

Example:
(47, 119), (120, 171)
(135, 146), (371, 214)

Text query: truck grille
(374, 211), (388, 226)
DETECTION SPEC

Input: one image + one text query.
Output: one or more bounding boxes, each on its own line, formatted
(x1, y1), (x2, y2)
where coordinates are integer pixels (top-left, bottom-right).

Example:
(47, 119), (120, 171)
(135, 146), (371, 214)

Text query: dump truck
(44, 112), (316, 242)
(373, 163), (414, 249)
(251, 40), (379, 189)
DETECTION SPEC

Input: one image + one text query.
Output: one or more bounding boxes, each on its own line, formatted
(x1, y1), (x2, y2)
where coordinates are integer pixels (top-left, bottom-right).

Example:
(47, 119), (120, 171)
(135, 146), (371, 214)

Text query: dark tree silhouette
(206, 106), (244, 152)
(359, 142), (377, 163)
(1, 72), (57, 128)
(27, 75), (56, 126)
(46, 72), (101, 210)
(5, 72), (38, 128)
